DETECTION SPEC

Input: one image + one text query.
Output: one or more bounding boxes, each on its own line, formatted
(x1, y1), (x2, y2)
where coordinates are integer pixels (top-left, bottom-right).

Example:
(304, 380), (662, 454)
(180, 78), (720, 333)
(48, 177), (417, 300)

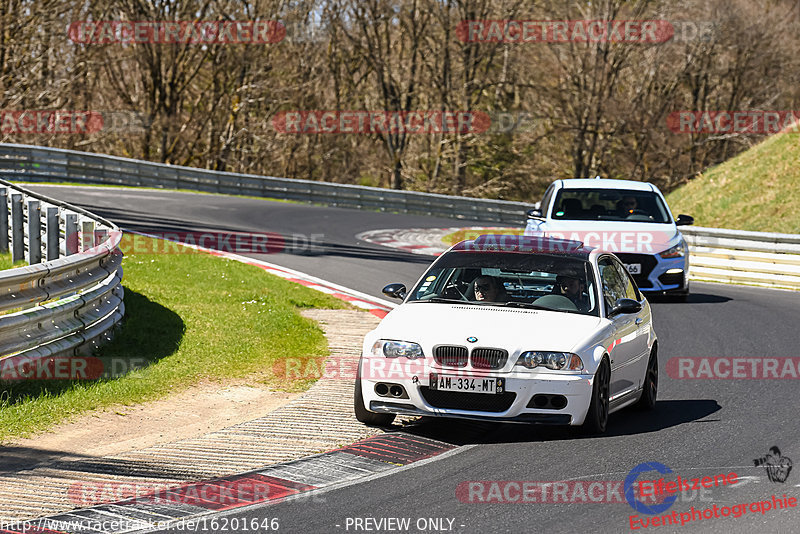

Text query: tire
(583, 359), (610, 435)
(354, 376), (395, 426)
(635, 348), (658, 410)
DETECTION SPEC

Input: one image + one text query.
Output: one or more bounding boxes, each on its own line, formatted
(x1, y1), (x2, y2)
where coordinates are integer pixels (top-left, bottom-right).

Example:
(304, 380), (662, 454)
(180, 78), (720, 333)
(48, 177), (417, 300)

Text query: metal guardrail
(0, 178), (123, 370)
(0, 143), (797, 292)
(682, 226), (800, 290)
(0, 143), (532, 224)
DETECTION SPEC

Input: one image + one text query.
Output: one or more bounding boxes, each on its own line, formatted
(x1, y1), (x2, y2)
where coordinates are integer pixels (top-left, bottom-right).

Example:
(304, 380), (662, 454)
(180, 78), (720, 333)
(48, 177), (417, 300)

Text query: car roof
(452, 234), (594, 260)
(556, 178), (656, 192)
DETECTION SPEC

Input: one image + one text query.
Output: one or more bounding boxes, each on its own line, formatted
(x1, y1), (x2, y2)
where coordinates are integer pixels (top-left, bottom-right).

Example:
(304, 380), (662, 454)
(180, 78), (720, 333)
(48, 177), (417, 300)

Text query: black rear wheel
(636, 348), (658, 410)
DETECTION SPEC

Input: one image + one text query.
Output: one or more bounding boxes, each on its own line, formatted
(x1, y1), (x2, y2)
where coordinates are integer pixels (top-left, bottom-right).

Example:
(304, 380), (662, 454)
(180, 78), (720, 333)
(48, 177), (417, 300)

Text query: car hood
(527, 220), (680, 254)
(372, 302), (605, 353)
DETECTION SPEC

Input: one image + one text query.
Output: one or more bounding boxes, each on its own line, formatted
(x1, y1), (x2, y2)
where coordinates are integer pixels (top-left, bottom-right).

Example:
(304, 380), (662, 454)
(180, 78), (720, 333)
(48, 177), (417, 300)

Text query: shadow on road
(649, 293), (732, 304)
(395, 399), (722, 445)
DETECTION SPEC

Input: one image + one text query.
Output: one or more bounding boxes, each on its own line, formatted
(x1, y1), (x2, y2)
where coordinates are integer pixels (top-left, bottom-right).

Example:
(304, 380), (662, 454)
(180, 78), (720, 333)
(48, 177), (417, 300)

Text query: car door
(612, 257), (651, 388)
(599, 256), (640, 399)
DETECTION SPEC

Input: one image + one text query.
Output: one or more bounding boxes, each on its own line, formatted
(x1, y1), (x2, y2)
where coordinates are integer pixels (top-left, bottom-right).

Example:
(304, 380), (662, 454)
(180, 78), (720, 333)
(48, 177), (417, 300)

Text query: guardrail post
(46, 206), (59, 260)
(64, 213), (78, 255)
(81, 219), (95, 252)
(0, 187), (7, 253)
(10, 193), (23, 262)
(27, 199), (41, 264)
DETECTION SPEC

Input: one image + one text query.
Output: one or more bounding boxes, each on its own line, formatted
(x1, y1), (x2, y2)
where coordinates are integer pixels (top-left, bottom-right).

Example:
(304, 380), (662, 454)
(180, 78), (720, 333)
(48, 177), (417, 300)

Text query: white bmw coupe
(354, 235), (658, 434)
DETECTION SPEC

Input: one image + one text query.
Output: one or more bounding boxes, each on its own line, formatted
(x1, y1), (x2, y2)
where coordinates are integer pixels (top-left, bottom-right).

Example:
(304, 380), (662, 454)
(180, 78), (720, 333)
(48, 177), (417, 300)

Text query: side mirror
(609, 298), (642, 317)
(675, 214), (694, 226)
(382, 283), (407, 300)
(527, 208), (543, 219)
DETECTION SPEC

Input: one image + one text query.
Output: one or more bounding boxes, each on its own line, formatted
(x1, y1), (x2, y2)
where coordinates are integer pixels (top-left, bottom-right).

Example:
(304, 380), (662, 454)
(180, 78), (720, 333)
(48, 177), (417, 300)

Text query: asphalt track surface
(28, 185), (800, 533)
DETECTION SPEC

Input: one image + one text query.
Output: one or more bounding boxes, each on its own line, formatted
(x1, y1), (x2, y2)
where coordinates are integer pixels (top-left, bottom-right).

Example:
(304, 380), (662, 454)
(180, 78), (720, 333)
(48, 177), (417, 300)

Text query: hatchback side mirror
(382, 283), (407, 300)
(609, 298), (642, 317)
(676, 214), (694, 226)
(527, 208), (543, 219)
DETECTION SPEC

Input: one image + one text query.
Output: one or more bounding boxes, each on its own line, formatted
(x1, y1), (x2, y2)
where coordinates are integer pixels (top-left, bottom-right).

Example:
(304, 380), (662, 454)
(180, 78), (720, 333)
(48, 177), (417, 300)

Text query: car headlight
(659, 240), (686, 259)
(516, 351), (583, 370)
(371, 340), (425, 359)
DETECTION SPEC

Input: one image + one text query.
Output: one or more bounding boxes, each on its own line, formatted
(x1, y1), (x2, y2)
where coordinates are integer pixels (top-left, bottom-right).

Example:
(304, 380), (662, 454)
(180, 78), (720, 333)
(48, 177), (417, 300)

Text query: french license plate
(625, 263), (642, 274)
(429, 373), (504, 395)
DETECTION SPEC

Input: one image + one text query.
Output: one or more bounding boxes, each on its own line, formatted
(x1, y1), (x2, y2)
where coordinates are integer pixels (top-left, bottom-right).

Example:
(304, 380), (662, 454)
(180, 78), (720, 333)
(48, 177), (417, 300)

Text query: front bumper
(616, 253), (689, 293)
(360, 367), (595, 426)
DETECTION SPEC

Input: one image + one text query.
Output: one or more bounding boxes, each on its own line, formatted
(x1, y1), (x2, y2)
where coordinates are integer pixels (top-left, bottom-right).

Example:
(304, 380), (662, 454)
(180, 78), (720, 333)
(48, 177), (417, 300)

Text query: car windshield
(409, 251), (599, 316)
(551, 188), (671, 223)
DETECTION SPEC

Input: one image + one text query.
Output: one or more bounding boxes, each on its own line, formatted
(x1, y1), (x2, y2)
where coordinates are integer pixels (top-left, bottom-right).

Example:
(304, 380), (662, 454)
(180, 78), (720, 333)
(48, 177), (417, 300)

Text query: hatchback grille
(433, 345), (468, 367)
(471, 348), (509, 370)
(616, 253), (658, 289)
(419, 387), (516, 412)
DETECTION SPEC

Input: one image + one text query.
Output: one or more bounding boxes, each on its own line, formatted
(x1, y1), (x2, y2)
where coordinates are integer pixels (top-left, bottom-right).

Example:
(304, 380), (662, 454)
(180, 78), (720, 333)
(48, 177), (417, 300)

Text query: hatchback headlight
(371, 340), (425, 359)
(659, 240), (686, 259)
(516, 351), (583, 370)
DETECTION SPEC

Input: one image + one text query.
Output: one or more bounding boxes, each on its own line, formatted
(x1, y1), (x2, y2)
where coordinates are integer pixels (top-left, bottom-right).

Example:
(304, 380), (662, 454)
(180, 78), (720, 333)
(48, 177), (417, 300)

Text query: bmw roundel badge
(467, 336), (478, 343)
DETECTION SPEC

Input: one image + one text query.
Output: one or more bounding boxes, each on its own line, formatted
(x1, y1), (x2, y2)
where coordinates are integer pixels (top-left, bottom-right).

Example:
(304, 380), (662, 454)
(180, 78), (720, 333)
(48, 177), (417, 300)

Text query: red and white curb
(128, 230), (396, 318)
(10, 434), (458, 534)
(356, 227), (512, 256)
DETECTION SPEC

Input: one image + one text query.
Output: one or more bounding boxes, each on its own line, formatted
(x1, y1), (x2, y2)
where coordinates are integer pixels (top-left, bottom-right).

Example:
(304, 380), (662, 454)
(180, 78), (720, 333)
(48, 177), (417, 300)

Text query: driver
(473, 275), (506, 302)
(555, 272), (590, 312)
(617, 195), (638, 217)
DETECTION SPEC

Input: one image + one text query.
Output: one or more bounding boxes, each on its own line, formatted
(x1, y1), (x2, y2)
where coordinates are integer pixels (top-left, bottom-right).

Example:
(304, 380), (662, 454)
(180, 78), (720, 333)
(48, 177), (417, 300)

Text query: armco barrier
(0, 143), (797, 291)
(0, 143), (532, 224)
(681, 226), (800, 290)
(0, 178), (123, 371)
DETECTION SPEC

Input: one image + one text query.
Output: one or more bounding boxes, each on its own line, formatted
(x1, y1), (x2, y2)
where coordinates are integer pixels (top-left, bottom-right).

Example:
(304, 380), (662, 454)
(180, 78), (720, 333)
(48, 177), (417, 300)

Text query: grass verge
(666, 131), (800, 233)
(0, 253), (24, 271)
(0, 237), (351, 441)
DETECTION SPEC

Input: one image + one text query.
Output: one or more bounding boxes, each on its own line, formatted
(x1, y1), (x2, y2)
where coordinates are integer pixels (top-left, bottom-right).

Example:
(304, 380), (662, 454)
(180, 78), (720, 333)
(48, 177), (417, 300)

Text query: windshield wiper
(500, 302), (550, 310)
(500, 302), (585, 314)
(422, 298), (477, 305)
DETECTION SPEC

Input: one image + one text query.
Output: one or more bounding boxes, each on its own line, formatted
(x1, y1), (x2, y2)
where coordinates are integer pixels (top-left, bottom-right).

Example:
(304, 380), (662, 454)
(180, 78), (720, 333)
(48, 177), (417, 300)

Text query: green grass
(0, 252), (24, 270)
(0, 237), (351, 441)
(666, 132), (800, 233)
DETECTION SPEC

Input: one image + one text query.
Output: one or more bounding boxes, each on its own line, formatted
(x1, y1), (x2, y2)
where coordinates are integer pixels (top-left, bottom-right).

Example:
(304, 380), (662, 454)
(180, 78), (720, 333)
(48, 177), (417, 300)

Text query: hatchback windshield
(409, 251), (599, 316)
(551, 188), (671, 223)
